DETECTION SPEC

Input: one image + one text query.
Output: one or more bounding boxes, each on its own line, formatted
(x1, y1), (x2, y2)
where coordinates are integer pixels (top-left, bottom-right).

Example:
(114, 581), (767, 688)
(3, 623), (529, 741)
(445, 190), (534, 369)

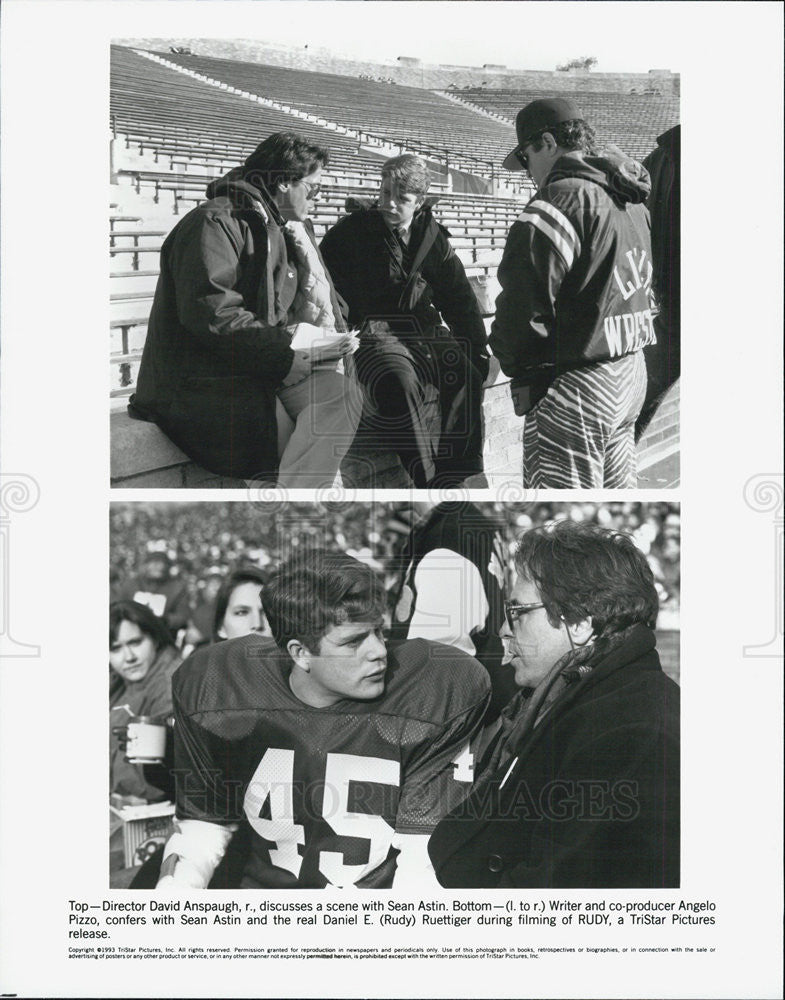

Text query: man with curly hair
(129, 133), (362, 488)
(428, 520), (680, 888)
(490, 99), (657, 488)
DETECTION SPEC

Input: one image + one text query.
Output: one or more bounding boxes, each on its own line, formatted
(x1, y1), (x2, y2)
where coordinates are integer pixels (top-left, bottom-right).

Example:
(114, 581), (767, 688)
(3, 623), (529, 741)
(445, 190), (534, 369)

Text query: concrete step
(110, 297), (154, 323)
(110, 354), (143, 396)
(110, 323), (148, 354)
(110, 270), (159, 294)
(109, 246), (162, 270)
(109, 230), (167, 247)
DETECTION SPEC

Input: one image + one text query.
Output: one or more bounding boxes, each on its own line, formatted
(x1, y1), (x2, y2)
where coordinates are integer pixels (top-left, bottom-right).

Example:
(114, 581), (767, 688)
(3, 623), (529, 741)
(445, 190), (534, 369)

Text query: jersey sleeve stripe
(517, 200), (581, 269)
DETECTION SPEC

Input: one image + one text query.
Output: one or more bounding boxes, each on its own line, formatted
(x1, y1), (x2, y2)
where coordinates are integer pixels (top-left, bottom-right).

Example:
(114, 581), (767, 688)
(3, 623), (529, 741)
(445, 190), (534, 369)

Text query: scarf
(284, 221), (343, 330)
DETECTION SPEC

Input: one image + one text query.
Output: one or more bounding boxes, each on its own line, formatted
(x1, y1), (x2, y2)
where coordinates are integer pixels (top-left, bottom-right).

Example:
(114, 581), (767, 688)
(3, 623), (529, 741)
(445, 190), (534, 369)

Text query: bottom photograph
(109, 500), (680, 891)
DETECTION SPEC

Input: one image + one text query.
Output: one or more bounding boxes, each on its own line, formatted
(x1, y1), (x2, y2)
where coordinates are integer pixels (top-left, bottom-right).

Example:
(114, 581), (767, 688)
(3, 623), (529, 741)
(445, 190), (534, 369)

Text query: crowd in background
(110, 501), (680, 646)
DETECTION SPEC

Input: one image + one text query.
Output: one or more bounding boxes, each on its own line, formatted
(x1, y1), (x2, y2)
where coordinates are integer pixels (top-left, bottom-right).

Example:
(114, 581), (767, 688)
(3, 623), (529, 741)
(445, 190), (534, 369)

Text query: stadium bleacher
(109, 43), (679, 488)
(454, 87), (679, 162)
(160, 49), (521, 178)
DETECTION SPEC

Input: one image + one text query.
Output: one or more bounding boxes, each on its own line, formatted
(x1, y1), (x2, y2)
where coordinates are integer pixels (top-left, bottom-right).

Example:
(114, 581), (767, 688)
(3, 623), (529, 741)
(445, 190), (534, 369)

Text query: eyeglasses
(504, 600), (545, 630)
(514, 129), (548, 171)
(299, 180), (322, 200)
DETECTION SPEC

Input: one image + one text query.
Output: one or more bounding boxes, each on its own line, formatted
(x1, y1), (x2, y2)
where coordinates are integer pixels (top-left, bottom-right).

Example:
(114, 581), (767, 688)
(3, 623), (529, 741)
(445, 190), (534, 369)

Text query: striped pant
(523, 352), (647, 489)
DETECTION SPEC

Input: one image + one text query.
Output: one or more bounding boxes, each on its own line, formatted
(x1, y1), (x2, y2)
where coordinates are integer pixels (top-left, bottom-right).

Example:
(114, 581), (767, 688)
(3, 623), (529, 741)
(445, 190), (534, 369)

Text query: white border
(1, 3), (783, 998)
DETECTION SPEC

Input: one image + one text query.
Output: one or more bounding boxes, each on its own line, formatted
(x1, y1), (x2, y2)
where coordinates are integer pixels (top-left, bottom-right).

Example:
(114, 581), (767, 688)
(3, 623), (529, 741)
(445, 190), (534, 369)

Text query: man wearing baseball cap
(490, 98), (657, 488)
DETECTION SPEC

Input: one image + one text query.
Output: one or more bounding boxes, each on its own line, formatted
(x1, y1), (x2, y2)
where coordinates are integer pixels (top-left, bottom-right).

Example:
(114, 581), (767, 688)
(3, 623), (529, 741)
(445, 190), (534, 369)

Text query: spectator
(109, 601), (180, 805)
(116, 550), (191, 637)
(186, 567), (225, 647)
(321, 154), (491, 487)
(129, 132), (362, 488)
(212, 565), (271, 641)
(491, 98), (655, 487)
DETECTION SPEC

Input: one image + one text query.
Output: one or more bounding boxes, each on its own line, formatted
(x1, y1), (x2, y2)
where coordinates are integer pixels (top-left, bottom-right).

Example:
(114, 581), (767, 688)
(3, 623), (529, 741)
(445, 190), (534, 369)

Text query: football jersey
(172, 634), (490, 888)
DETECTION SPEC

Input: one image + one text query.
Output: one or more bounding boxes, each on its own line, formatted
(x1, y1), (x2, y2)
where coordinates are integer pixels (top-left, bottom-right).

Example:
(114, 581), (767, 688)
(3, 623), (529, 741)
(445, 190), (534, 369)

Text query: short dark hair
(212, 565), (268, 642)
(529, 119), (597, 156)
(242, 132), (329, 194)
(263, 550), (386, 652)
(513, 521), (658, 637)
(109, 600), (174, 651)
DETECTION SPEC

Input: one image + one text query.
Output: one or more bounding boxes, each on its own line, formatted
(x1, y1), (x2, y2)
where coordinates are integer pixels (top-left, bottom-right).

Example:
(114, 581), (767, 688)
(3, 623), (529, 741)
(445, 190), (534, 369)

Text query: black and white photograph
(108, 500), (681, 890)
(108, 31), (679, 490)
(1, 1), (783, 998)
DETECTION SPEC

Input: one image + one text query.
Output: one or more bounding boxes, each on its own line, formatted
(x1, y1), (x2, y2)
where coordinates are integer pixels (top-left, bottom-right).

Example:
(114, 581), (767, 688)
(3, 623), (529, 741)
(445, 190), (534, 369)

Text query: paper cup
(125, 717), (167, 764)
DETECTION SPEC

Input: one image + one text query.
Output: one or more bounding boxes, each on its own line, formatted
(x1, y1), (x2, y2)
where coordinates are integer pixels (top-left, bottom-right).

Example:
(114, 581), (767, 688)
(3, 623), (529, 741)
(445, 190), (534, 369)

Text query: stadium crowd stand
(110, 500), (680, 681)
(109, 44), (679, 488)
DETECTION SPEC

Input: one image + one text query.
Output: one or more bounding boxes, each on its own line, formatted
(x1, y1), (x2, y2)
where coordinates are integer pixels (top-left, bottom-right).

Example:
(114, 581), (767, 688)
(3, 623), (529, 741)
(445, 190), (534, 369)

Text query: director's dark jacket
(428, 624), (680, 888)
(129, 173), (298, 481)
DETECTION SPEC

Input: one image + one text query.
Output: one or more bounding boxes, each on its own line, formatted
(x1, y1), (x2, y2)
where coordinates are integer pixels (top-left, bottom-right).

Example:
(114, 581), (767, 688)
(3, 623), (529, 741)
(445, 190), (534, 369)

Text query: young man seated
(320, 155), (491, 488)
(155, 549), (490, 889)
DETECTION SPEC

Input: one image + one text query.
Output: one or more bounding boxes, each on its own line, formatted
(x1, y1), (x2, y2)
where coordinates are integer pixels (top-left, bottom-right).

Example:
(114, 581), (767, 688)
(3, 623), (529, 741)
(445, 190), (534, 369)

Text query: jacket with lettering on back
(489, 150), (655, 404)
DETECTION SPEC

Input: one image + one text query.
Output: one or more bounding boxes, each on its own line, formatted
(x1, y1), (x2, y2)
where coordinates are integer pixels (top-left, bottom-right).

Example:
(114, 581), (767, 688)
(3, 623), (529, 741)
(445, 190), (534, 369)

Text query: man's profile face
(522, 136), (556, 189)
(378, 178), (423, 229)
(298, 619), (388, 707)
(501, 574), (571, 689)
(278, 166), (322, 222)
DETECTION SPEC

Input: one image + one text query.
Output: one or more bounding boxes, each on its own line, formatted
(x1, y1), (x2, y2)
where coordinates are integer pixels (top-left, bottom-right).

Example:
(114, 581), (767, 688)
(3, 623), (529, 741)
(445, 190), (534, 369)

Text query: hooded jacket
(320, 199), (489, 379)
(129, 172), (298, 481)
(489, 149), (655, 402)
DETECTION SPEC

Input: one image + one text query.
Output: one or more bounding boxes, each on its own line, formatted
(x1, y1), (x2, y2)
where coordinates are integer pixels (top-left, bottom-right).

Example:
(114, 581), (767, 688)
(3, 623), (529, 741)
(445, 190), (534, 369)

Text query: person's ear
(541, 131), (558, 154)
(286, 638), (311, 670)
(217, 626), (227, 640)
(569, 617), (594, 647)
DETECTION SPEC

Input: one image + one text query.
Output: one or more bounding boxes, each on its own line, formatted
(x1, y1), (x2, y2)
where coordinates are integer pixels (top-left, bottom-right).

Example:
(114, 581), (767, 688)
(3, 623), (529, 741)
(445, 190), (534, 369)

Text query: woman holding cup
(109, 600), (180, 806)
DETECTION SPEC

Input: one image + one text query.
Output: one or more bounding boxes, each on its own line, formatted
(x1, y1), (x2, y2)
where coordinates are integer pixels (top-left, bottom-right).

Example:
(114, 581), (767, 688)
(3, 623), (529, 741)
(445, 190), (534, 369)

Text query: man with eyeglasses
(428, 519), (680, 888)
(489, 98), (658, 488)
(130, 132), (362, 488)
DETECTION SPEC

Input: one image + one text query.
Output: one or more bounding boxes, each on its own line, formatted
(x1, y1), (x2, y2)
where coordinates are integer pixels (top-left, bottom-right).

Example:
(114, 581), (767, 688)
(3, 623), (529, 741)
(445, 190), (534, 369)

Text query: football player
(157, 550), (490, 889)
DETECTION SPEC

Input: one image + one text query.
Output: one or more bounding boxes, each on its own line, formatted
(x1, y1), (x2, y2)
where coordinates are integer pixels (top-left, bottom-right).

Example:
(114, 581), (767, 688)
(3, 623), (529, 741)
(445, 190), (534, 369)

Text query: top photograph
(109, 38), (679, 492)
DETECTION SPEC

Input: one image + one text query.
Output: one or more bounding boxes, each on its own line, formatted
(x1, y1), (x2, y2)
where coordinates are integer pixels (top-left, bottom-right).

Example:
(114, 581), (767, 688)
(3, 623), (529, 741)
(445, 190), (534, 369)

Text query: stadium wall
(115, 38), (678, 95)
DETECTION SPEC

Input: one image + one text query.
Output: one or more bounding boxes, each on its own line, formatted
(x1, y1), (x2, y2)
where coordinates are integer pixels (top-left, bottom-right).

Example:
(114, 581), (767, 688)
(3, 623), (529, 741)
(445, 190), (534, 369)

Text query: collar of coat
(205, 168), (287, 227)
(491, 622), (660, 768)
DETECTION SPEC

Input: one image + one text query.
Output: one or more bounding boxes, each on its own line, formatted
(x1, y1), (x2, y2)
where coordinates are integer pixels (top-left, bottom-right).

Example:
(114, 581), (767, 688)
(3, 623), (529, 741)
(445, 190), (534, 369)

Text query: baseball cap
(502, 97), (583, 171)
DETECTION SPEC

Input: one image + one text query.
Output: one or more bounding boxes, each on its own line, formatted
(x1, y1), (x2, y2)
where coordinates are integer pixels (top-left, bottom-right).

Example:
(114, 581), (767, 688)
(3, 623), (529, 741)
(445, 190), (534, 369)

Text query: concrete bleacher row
(160, 48), (520, 178)
(111, 46), (393, 180)
(456, 88), (679, 162)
